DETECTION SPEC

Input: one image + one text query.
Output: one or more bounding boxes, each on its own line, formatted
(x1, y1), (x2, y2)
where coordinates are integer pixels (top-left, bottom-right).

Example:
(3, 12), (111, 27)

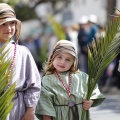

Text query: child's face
(53, 52), (75, 73)
(0, 21), (16, 42)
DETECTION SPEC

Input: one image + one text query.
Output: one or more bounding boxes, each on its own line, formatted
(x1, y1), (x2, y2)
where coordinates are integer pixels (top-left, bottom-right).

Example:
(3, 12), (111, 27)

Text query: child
(35, 40), (105, 120)
(0, 3), (41, 120)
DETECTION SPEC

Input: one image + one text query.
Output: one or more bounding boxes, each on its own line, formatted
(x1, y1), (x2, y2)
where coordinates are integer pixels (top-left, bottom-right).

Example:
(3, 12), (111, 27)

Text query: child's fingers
(82, 99), (94, 110)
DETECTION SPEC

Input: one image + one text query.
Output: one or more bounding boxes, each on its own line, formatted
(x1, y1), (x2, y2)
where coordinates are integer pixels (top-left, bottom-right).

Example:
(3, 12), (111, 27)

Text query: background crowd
(19, 13), (120, 93)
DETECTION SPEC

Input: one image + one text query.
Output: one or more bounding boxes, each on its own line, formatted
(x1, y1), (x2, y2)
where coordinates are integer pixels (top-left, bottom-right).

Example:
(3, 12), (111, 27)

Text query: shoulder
(41, 74), (56, 87)
(73, 70), (89, 84)
(17, 44), (30, 53)
(42, 74), (55, 82)
(16, 44), (33, 57)
(74, 70), (88, 78)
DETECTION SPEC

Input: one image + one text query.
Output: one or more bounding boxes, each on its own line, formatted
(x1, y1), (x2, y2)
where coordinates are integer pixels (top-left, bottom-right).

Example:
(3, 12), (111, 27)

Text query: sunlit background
(0, 0), (120, 119)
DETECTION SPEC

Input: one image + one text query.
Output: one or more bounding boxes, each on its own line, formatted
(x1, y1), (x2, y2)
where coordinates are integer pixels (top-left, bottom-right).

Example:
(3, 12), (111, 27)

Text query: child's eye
(1, 23), (6, 26)
(58, 56), (62, 59)
(10, 21), (16, 25)
(66, 59), (70, 62)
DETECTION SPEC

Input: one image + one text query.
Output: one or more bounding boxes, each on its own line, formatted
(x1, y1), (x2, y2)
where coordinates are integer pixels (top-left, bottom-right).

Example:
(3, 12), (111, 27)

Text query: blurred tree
(15, 4), (37, 21)
(0, 0), (20, 7)
(106, 0), (117, 23)
(0, 0), (73, 21)
(0, 0), (118, 23)
(22, 0), (73, 14)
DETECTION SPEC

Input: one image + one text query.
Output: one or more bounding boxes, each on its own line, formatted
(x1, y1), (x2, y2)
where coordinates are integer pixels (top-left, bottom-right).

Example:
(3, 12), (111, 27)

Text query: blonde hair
(43, 56), (78, 75)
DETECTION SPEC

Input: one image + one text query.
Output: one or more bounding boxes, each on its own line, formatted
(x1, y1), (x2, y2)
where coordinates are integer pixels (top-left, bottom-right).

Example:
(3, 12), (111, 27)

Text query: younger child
(0, 3), (41, 120)
(35, 40), (105, 120)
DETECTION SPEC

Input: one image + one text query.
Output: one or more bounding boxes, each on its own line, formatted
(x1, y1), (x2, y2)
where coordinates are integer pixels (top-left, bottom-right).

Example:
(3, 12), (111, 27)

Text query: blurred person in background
(66, 23), (79, 52)
(77, 15), (89, 73)
(47, 32), (58, 57)
(87, 14), (99, 45)
(21, 34), (42, 71)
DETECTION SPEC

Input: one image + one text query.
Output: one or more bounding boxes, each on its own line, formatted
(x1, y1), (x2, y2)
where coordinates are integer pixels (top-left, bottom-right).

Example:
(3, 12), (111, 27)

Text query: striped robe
(35, 71), (105, 120)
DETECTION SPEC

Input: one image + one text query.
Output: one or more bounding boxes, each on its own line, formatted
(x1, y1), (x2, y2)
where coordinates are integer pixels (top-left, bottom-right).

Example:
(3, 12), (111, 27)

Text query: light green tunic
(35, 70), (105, 120)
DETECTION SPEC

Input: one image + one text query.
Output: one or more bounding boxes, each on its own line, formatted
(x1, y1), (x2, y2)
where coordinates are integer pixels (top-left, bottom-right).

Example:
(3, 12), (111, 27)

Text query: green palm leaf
(81, 17), (120, 119)
(0, 42), (15, 120)
(48, 15), (66, 40)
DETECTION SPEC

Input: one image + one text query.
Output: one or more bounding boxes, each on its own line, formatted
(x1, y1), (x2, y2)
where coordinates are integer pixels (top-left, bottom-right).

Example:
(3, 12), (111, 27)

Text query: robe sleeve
(35, 77), (56, 120)
(90, 83), (105, 107)
(22, 47), (41, 108)
(80, 71), (105, 107)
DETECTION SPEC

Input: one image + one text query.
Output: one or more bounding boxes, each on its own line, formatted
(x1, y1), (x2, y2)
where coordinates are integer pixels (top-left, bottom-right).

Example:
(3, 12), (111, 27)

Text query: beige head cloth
(0, 3), (21, 42)
(49, 40), (79, 69)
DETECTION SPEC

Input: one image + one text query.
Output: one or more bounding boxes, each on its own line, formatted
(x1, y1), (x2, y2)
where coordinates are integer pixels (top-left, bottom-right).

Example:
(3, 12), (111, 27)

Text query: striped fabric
(35, 70), (105, 120)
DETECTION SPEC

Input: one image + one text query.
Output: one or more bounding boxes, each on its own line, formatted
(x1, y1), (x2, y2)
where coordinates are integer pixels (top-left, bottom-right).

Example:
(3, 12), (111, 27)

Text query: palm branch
(0, 42), (15, 120)
(48, 14), (66, 40)
(81, 17), (120, 120)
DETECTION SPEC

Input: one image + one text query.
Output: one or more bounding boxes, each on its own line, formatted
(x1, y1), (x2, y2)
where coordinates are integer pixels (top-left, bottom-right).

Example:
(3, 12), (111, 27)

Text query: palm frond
(0, 83), (15, 120)
(81, 17), (120, 119)
(0, 42), (16, 120)
(48, 14), (66, 40)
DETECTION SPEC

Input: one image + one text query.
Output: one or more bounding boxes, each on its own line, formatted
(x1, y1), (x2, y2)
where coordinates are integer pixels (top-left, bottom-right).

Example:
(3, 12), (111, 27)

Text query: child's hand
(22, 107), (34, 120)
(82, 99), (94, 110)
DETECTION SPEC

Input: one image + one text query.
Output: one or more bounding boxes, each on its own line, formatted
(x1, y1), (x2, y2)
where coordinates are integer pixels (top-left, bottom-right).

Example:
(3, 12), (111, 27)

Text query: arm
(22, 107), (34, 120)
(23, 47), (41, 107)
(35, 76), (56, 119)
(22, 47), (41, 120)
(43, 115), (52, 120)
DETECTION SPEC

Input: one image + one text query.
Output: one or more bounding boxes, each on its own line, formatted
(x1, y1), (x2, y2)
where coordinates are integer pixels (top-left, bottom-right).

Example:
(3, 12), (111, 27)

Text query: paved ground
(90, 87), (120, 120)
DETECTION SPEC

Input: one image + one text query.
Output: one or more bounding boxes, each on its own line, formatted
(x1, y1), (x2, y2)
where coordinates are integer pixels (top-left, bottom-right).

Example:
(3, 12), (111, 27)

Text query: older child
(0, 3), (41, 120)
(35, 40), (105, 120)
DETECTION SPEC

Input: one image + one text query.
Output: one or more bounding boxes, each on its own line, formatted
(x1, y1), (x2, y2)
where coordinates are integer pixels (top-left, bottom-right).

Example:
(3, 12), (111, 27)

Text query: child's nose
(5, 23), (12, 29)
(61, 60), (65, 65)
(7, 25), (11, 29)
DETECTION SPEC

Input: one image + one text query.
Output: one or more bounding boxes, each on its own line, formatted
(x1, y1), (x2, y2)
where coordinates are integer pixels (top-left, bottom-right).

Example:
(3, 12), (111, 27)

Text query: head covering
(88, 14), (97, 24)
(79, 15), (88, 24)
(49, 40), (79, 69)
(0, 3), (21, 42)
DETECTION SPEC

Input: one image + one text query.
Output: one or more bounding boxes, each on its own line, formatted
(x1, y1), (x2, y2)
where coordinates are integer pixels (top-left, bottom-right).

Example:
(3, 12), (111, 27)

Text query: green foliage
(48, 15), (66, 40)
(81, 17), (120, 120)
(0, 42), (15, 120)
(0, 0), (20, 7)
(39, 40), (48, 66)
(15, 4), (37, 21)
(0, 0), (37, 21)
